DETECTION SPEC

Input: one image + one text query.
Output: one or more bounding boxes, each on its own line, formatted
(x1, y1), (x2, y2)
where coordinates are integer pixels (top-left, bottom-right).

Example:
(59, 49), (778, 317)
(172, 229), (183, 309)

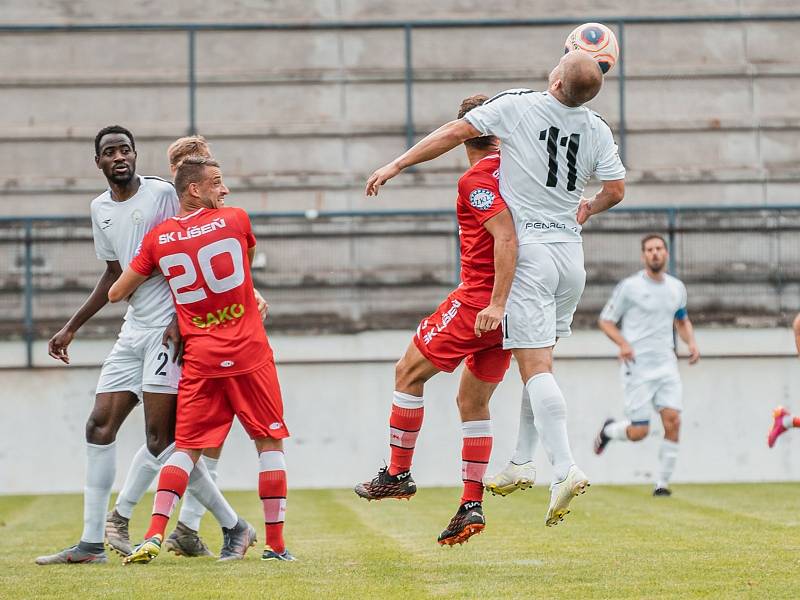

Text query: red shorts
(175, 360), (289, 449)
(413, 291), (511, 383)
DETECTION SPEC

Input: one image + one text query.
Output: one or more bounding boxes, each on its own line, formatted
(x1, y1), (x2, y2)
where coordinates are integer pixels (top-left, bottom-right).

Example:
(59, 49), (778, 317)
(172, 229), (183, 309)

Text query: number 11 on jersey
(539, 127), (581, 191)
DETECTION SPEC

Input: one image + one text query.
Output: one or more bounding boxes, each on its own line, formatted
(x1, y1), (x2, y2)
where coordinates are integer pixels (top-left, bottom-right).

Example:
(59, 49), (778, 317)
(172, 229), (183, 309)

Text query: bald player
(364, 50), (626, 526)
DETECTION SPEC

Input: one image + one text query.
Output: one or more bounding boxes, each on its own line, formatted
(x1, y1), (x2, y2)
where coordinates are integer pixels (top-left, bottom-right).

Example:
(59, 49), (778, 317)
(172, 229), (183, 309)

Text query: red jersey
(131, 206), (271, 378)
(455, 154), (509, 308)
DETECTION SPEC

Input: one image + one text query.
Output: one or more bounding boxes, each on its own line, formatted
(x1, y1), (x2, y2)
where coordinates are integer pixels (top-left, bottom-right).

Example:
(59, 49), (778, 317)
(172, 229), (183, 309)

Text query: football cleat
(545, 465), (590, 527)
(594, 418), (615, 455)
(354, 467), (417, 501)
(35, 544), (108, 565)
(262, 548), (296, 561)
(218, 519), (257, 562)
(768, 406), (790, 448)
(653, 487), (672, 497)
(484, 461), (536, 496)
(164, 521), (214, 557)
(437, 501), (485, 546)
(123, 535), (162, 565)
(105, 509), (132, 556)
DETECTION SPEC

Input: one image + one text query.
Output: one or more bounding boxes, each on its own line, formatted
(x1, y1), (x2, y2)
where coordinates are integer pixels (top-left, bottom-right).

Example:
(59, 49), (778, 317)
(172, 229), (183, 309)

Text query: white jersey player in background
(37, 127), (244, 565)
(364, 50), (626, 526)
(593, 234), (699, 496)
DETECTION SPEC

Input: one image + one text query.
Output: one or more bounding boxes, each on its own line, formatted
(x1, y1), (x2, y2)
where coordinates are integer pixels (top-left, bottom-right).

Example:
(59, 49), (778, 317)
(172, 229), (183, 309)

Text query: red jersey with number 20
(131, 206), (271, 379)
(456, 154), (509, 308)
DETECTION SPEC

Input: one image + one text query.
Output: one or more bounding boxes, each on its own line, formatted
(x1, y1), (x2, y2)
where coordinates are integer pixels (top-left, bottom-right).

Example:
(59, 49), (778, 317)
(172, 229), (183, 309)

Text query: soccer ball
(564, 22), (619, 74)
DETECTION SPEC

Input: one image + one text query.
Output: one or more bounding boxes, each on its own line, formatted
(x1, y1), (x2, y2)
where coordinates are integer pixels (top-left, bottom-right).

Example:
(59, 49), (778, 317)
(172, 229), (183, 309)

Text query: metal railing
(2, 14), (799, 166)
(4, 205), (800, 368)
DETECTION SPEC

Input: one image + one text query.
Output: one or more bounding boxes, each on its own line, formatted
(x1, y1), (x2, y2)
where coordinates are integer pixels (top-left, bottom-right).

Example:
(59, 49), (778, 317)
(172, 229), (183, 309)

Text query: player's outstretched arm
(577, 179), (625, 225)
(675, 316), (700, 364)
(108, 268), (148, 304)
(475, 209), (517, 337)
(47, 260), (122, 364)
(598, 318), (635, 363)
(365, 119), (482, 196)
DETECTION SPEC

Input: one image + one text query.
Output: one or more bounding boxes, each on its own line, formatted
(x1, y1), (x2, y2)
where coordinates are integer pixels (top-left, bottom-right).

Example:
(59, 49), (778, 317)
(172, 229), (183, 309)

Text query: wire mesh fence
(2, 206), (800, 366)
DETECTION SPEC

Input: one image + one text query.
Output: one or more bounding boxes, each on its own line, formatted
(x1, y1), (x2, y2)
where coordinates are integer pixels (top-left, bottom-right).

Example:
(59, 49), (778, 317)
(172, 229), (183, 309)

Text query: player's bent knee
(145, 428), (175, 457)
(85, 415), (117, 445)
(628, 426), (649, 441)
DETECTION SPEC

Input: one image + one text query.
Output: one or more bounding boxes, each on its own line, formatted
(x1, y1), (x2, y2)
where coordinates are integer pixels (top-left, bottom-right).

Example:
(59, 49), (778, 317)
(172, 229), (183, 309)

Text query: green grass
(2, 484), (800, 599)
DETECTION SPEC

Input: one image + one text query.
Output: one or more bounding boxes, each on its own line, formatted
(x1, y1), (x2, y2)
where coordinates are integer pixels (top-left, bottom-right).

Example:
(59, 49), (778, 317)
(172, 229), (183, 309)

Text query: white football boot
(483, 461), (536, 496)
(545, 465), (589, 527)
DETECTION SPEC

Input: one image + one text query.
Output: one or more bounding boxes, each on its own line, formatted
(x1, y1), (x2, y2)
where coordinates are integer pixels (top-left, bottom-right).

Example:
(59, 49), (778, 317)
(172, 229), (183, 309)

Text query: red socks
(259, 451), (287, 554)
(461, 421), (493, 505)
(388, 392), (424, 476)
(146, 459), (191, 539)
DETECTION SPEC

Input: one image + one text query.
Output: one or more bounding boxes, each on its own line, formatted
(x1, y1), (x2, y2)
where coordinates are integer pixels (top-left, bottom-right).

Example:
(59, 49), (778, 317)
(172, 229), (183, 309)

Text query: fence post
(617, 20), (626, 165)
(404, 24), (415, 151)
(667, 208), (677, 276)
(23, 219), (34, 368)
(188, 28), (197, 135)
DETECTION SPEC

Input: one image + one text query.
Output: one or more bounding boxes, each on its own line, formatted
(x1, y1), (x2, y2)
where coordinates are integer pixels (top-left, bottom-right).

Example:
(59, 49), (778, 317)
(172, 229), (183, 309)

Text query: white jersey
(464, 89), (626, 245)
(600, 270), (688, 372)
(90, 175), (179, 328)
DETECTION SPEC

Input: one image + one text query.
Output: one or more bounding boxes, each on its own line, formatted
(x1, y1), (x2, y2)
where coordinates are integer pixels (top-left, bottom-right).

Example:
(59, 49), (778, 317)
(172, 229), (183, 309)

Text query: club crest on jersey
(469, 188), (495, 211)
(131, 209), (144, 225)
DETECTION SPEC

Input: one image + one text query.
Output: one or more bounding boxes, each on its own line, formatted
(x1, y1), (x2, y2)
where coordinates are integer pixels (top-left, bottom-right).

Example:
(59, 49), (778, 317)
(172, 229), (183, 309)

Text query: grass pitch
(1, 484), (799, 599)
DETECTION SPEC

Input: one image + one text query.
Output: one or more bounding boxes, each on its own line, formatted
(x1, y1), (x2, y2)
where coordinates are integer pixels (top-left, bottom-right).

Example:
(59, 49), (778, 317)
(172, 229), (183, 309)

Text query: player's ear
(94, 155), (100, 168)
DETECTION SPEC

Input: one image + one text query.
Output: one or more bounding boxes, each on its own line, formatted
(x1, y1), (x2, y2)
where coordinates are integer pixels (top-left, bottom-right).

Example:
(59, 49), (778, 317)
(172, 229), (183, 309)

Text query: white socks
(526, 373), (575, 482)
(186, 457), (238, 529)
(81, 441), (117, 544)
(603, 420), (632, 441)
(656, 439), (679, 490)
(178, 455), (219, 531)
(114, 444), (162, 519)
(511, 387), (538, 464)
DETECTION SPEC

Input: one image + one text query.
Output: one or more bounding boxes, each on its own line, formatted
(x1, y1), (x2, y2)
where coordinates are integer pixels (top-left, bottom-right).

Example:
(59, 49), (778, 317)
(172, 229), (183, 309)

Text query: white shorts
(621, 366), (683, 424)
(502, 242), (586, 349)
(96, 320), (181, 400)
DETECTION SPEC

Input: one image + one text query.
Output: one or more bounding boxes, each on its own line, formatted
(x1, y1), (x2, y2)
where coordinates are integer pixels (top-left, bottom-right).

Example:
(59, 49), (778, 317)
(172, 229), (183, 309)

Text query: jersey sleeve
(463, 89), (533, 139)
(90, 204), (116, 261)
(458, 169), (508, 225)
(129, 229), (158, 277)
(594, 119), (626, 181)
(600, 280), (630, 323)
(236, 208), (257, 248)
(675, 281), (689, 320)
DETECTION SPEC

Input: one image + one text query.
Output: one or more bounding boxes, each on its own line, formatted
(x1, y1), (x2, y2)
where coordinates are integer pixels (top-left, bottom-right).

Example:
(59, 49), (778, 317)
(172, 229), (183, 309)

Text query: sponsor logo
(191, 303), (245, 329)
(422, 299), (461, 345)
(269, 422), (282, 430)
(469, 188), (495, 211)
(100, 218), (112, 230)
(159, 218), (226, 244)
(131, 209), (144, 225)
(524, 222), (579, 232)
(492, 168), (500, 179)
(220, 360), (235, 368)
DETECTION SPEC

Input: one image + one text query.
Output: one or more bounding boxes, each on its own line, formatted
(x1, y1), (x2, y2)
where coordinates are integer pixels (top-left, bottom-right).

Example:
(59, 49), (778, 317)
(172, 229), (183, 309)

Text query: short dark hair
(95, 125), (135, 155)
(641, 233), (667, 251)
(458, 94), (497, 150)
(174, 155), (220, 196)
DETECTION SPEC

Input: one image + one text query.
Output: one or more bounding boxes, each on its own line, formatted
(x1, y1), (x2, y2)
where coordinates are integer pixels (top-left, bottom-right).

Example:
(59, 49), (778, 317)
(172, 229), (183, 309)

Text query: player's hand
(48, 326), (74, 364)
(162, 315), (184, 365)
(576, 197), (594, 225)
(254, 289), (268, 320)
(619, 341), (635, 364)
(474, 303), (504, 338)
(365, 161), (402, 196)
(687, 343), (700, 365)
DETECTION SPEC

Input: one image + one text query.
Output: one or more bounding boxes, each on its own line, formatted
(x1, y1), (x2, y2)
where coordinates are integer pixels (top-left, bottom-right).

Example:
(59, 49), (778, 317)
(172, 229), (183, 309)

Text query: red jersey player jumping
(354, 95), (518, 545)
(109, 156), (294, 563)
